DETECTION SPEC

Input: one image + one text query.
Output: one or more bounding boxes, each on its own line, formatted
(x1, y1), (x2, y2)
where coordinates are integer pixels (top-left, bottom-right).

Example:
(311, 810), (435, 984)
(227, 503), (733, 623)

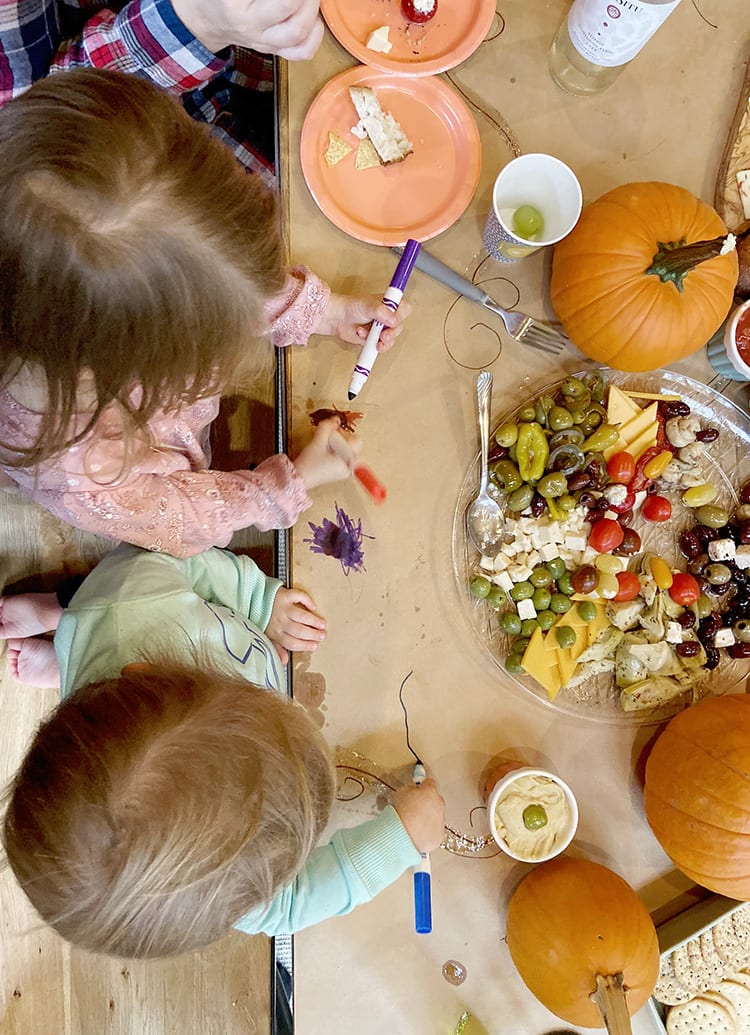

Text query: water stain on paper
(293, 656), (327, 728)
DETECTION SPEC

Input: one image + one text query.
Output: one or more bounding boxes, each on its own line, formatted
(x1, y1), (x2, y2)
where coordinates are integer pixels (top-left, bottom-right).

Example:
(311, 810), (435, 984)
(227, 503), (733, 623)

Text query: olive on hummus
(492, 774), (573, 860)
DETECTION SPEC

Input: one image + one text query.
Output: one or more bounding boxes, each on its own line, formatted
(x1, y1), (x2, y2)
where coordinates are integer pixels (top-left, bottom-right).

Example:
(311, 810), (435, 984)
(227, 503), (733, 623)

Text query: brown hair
(0, 69), (286, 467)
(3, 664), (334, 958)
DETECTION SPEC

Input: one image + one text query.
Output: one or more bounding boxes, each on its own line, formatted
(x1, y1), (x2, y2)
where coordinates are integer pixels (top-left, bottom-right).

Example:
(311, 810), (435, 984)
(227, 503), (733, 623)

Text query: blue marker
(412, 762), (432, 935)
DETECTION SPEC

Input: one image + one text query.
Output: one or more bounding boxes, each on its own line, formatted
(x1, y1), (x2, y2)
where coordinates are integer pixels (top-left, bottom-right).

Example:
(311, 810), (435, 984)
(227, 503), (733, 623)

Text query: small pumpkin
(644, 694), (750, 899)
(506, 856), (659, 1031)
(550, 182), (738, 372)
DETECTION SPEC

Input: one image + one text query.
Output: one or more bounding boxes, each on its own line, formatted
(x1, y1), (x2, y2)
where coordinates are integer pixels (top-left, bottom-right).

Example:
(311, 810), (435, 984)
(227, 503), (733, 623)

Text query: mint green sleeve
(232, 806), (421, 937)
(185, 548), (282, 632)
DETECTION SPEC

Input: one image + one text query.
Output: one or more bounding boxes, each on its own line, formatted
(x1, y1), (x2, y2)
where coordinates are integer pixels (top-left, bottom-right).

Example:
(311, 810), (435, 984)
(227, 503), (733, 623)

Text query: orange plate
(300, 67), (481, 246)
(321, 0), (496, 76)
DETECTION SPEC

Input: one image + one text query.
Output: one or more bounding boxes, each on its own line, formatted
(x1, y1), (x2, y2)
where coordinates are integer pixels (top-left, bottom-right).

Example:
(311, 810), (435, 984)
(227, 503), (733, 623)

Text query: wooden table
(279, 2), (750, 1031)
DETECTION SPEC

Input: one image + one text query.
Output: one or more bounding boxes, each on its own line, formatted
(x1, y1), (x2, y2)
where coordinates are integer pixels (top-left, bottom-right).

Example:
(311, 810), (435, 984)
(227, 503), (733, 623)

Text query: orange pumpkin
(644, 694), (750, 899)
(506, 857), (659, 1030)
(550, 182), (738, 372)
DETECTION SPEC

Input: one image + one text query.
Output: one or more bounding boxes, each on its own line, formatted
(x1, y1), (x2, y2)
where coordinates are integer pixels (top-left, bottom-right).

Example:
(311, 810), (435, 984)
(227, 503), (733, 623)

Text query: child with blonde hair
(0, 69), (409, 557)
(1, 546), (445, 957)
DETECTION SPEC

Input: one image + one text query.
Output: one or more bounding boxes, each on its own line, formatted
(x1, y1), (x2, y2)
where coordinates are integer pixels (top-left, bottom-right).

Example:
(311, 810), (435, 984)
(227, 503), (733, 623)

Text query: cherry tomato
(612, 571), (641, 602)
(642, 494), (672, 523)
(401, 0), (437, 21)
(630, 446), (662, 493)
(588, 518), (625, 554)
(669, 572), (701, 606)
(606, 451), (636, 485)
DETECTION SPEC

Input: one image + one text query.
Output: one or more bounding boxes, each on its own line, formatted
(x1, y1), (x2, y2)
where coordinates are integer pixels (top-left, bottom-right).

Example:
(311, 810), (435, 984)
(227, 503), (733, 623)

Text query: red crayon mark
(354, 465), (387, 504)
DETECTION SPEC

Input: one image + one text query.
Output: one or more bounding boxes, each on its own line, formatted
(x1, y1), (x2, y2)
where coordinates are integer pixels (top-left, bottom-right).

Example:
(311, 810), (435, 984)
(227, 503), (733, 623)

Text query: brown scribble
(309, 406), (363, 433)
(445, 71), (521, 158)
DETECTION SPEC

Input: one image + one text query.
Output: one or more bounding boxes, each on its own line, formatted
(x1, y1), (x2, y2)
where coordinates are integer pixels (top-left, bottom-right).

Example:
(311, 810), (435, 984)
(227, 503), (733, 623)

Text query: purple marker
(348, 239), (421, 400)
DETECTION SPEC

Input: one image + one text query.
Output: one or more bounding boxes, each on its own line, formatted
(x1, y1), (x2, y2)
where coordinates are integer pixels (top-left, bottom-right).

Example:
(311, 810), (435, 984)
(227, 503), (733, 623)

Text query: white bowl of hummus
(487, 767), (578, 863)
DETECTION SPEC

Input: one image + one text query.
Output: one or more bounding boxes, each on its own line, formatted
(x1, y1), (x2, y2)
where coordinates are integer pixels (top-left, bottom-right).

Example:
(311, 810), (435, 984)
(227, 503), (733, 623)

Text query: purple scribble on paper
(304, 503), (374, 575)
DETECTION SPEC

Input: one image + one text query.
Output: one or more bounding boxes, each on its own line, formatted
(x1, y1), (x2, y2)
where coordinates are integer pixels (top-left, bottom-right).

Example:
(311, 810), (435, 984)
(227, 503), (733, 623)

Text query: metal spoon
(466, 371), (504, 558)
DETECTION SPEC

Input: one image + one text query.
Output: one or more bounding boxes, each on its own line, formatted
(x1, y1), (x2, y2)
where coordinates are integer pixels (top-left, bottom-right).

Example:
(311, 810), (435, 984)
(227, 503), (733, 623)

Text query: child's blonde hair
(0, 69), (286, 467)
(3, 664), (334, 958)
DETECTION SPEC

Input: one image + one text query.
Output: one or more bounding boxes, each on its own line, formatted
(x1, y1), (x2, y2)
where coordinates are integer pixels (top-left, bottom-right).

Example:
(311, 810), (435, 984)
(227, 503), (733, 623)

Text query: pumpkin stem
(644, 234), (736, 293)
(590, 972), (633, 1035)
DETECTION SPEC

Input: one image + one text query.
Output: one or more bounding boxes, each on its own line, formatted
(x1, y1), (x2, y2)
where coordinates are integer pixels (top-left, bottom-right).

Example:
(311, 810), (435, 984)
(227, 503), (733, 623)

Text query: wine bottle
(549, 0), (683, 97)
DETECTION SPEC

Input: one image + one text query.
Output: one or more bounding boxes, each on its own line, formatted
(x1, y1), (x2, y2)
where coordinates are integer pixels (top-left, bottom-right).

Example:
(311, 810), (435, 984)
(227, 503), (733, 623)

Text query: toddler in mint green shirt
(0, 543), (445, 958)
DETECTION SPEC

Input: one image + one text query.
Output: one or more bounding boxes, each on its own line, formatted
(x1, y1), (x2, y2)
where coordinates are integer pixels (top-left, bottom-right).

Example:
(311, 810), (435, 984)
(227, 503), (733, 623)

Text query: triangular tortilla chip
(355, 138), (382, 171)
(324, 132), (352, 168)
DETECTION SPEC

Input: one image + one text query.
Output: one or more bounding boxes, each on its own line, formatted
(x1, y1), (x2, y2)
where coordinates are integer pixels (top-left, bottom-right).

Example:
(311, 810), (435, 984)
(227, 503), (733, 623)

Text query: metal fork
(392, 246), (569, 355)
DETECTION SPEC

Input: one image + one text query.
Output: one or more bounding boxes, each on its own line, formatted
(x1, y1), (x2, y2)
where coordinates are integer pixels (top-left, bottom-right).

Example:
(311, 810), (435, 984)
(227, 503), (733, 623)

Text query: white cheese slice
(366, 25), (392, 53)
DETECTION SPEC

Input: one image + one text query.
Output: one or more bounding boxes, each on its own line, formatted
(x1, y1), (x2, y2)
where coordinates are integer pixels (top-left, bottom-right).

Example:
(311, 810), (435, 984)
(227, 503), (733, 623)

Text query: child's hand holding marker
(326, 429), (388, 504)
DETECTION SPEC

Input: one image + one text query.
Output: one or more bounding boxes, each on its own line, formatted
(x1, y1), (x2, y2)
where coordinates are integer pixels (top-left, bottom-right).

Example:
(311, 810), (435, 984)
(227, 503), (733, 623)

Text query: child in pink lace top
(0, 71), (409, 558)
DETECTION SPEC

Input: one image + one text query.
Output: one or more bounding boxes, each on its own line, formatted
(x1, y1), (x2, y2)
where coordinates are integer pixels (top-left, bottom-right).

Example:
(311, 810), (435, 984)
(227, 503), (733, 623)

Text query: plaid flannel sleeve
(50, 0), (229, 94)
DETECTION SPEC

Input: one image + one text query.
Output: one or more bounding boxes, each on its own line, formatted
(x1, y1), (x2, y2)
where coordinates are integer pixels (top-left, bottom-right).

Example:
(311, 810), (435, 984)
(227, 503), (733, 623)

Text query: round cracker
(701, 931), (733, 985)
(715, 978), (750, 1021)
(713, 918), (749, 971)
(674, 942), (707, 995)
(667, 995), (737, 1035)
(655, 952), (698, 1006)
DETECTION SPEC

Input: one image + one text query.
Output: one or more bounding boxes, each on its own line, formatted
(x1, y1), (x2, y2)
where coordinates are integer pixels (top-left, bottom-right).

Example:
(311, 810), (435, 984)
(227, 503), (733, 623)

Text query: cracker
(714, 917), (749, 970)
(674, 943), (706, 995)
(354, 138), (382, 171)
(714, 978), (750, 1021)
(666, 995), (737, 1035)
(324, 132), (352, 167)
(656, 952), (700, 1006)
(701, 930), (733, 985)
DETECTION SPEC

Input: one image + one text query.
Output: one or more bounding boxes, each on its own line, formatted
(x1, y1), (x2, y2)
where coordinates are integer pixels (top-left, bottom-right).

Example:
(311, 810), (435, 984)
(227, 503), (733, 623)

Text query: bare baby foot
(6, 637), (60, 688)
(0, 593), (63, 639)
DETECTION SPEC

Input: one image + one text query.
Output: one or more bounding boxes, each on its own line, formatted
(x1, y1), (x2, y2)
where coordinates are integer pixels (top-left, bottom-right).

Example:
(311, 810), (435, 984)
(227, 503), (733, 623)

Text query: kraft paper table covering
(281, 2), (750, 1031)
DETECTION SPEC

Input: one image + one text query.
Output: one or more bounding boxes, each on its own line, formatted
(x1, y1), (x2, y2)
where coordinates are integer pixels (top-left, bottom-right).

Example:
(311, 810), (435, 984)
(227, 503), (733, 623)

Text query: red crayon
(354, 464), (387, 504)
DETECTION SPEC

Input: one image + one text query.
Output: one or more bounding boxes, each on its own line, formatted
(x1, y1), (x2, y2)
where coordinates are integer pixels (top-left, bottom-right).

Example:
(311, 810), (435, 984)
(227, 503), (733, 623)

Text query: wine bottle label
(567, 0), (681, 67)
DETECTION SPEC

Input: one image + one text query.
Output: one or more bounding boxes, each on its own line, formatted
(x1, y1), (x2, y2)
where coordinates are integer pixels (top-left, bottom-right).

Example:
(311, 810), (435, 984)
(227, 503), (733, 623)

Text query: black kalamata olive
(738, 521), (750, 545)
(695, 428), (719, 444)
(618, 509), (634, 525)
(688, 553), (709, 576)
(679, 530), (703, 559)
(723, 523), (741, 543)
(613, 527), (641, 557)
(699, 614), (722, 641)
(695, 525), (720, 544)
(729, 642), (750, 659)
(741, 482), (750, 506)
(567, 471), (592, 492)
(677, 610), (696, 630)
(704, 647), (721, 669)
(676, 641), (701, 658)
(577, 491), (598, 510)
(661, 401), (691, 419)
(530, 494), (546, 518)
(487, 443), (509, 462)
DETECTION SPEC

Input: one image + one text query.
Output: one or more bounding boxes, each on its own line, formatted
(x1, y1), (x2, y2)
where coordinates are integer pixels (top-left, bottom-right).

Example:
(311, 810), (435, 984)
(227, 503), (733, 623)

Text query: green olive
(561, 376), (588, 399)
(507, 484), (535, 512)
(494, 422), (519, 448)
(510, 636), (531, 655)
(499, 611), (522, 635)
(694, 594), (714, 619)
(557, 494), (578, 512)
(521, 618), (540, 637)
(555, 625), (577, 649)
(530, 566), (553, 588)
(518, 404), (536, 423)
(548, 405), (574, 431)
(537, 609), (556, 631)
(491, 459), (522, 493)
(550, 593), (572, 614)
(510, 581), (534, 601)
(556, 571), (574, 596)
(486, 586), (506, 609)
(532, 587), (552, 611)
(504, 653), (524, 674)
(546, 557), (566, 580)
(537, 472), (568, 499)
(470, 575), (492, 599)
(581, 370), (607, 402)
(576, 600), (598, 623)
(695, 504), (730, 529)
(522, 804), (548, 830)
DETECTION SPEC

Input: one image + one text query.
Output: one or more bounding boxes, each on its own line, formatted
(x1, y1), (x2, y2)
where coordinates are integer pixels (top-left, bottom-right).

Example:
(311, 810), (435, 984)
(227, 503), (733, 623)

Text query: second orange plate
(300, 67), (482, 246)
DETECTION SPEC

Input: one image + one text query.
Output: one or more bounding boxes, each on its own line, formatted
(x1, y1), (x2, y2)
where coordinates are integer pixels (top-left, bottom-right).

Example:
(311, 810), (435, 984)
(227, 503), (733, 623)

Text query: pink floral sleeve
(265, 267), (330, 348)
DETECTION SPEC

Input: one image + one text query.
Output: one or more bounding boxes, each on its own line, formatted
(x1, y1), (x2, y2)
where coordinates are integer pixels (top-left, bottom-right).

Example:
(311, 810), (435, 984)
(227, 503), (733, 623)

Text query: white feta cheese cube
(714, 628), (736, 648)
(366, 25), (392, 52)
(539, 543), (559, 561)
(492, 553), (509, 572)
(581, 546), (598, 566)
(507, 563), (533, 583)
(735, 546), (750, 570)
(708, 539), (736, 562)
(565, 534), (588, 552)
(492, 571), (514, 593)
(479, 555), (495, 570)
(535, 524), (553, 545)
(527, 549), (541, 568)
(666, 621), (683, 644)
(503, 541), (520, 557)
(633, 490), (648, 511)
(518, 517), (534, 533)
(515, 598), (537, 621)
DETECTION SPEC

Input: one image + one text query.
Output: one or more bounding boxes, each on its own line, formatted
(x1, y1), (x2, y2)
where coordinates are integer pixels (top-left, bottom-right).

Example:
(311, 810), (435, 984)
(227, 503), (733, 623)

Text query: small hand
(171, 0), (324, 59)
(316, 293), (412, 352)
(293, 418), (362, 492)
(266, 587), (326, 665)
(392, 778), (446, 854)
